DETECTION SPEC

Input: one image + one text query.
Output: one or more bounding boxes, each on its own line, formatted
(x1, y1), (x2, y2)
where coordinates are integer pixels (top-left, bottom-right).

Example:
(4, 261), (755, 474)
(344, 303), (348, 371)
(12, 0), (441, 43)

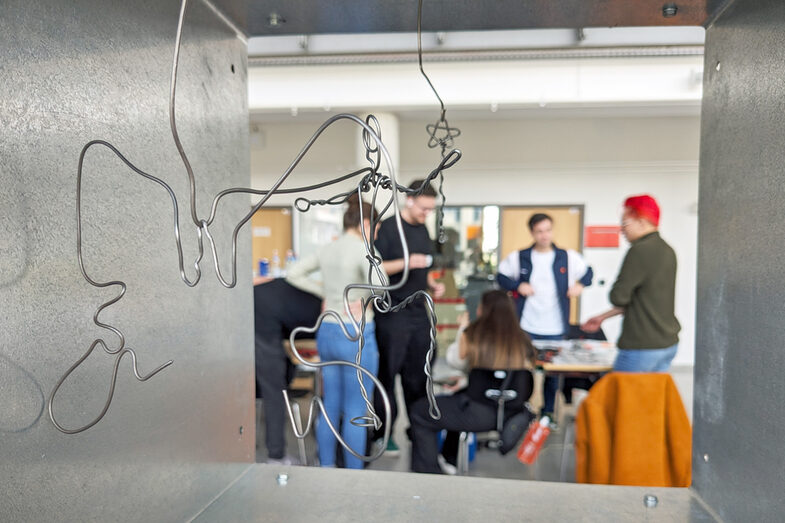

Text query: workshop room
(2, 0), (782, 521)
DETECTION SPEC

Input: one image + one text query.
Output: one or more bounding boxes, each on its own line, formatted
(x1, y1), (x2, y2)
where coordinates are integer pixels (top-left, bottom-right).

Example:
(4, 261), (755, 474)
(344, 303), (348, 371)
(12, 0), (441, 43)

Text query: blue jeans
(525, 332), (564, 415)
(315, 321), (379, 469)
(613, 344), (678, 372)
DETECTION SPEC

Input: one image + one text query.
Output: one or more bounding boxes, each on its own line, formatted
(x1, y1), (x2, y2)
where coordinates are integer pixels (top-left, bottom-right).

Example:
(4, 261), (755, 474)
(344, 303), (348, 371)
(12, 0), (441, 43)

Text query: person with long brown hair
(408, 289), (536, 474)
(287, 195), (384, 469)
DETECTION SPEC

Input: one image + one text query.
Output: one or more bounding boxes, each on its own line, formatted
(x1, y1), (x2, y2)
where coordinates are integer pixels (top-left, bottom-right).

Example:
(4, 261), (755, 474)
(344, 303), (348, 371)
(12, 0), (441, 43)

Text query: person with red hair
(582, 195), (681, 371)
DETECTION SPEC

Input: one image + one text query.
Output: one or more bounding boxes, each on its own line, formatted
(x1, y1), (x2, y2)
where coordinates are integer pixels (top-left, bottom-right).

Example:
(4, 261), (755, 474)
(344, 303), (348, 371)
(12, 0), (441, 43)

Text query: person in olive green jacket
(582, 195), (680, 371)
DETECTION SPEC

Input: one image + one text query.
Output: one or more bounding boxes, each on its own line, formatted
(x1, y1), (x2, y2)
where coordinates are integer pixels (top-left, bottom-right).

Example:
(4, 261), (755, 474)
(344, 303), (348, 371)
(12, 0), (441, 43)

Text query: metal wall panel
(196, 465), (718, 521)
(214, 0), (722, 36)
(694, 0), (785, 519)
(0, 1), (253, 520)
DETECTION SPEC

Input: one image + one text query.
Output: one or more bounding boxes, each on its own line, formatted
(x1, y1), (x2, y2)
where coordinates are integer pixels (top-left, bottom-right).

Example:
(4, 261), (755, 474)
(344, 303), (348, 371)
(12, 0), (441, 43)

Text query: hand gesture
(581, 316), (603, 333)
(409, 254), (430, 269)
(567, 283), (585, 298)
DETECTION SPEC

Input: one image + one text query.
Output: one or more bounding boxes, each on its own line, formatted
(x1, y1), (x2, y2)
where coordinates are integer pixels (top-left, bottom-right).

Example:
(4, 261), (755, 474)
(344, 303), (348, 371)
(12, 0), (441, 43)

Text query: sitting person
(408, 289), (536, 474)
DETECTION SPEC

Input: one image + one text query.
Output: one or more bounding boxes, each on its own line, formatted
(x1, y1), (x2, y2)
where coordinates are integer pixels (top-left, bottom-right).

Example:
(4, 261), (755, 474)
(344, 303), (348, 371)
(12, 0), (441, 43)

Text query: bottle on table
(258, 258), (270, 277)
(271, 249), (281, 277)
(284, 249), (296, 276)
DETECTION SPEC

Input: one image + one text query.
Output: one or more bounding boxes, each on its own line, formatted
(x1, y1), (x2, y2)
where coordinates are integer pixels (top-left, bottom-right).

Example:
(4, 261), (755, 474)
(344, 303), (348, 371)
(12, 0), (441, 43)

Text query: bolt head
(662, 3), (678, 18)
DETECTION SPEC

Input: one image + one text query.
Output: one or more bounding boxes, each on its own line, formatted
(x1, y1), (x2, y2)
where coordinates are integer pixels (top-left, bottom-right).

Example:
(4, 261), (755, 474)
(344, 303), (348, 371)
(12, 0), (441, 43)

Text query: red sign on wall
(585, 226), (621, 248)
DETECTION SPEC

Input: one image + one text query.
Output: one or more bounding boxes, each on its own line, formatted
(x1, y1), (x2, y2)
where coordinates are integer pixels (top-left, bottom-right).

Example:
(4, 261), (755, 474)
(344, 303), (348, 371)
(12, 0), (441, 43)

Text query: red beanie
(624, 194), (660, 226)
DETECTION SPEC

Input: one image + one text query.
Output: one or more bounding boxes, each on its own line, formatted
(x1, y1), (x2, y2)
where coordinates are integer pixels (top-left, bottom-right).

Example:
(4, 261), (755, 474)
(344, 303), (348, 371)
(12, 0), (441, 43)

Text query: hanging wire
(417, 0), (461, 244)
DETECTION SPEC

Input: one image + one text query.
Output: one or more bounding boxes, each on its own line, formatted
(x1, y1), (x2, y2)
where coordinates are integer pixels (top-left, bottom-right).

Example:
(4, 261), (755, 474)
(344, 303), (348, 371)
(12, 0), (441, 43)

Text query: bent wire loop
(48, 0), (461, 457)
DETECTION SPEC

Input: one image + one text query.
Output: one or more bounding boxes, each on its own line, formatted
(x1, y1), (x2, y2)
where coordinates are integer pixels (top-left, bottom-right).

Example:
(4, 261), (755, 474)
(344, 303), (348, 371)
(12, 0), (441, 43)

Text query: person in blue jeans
(315, 321), (379, 468)
(582, 195), (680, 371)
(497, 213), (593, 420)
(287, 196), (384, 469)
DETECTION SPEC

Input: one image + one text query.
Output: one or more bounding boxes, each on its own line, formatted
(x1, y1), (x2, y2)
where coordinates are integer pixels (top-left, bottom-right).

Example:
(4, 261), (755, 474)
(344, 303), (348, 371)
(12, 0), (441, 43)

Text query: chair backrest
(574, 372), (692, 487)
(465, 368), (533, 412)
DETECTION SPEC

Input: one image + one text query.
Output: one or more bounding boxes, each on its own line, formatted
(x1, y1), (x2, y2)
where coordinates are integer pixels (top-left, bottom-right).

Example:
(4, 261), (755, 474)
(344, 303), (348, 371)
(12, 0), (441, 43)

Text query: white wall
(250, 114), (700, 365)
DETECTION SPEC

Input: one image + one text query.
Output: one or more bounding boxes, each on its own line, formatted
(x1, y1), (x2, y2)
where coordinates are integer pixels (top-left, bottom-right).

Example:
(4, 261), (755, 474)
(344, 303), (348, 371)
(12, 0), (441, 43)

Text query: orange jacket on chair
(574, 372), (691, 487)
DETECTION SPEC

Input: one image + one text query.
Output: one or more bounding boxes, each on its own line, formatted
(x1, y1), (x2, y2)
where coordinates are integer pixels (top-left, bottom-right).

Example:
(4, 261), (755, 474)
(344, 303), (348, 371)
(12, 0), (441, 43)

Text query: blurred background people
(497, 213), (593, 421)
(371, 179), (446, 455)
(582, 195), (680, 372)
(287, 196), (383, 469)
(408, 290), (535, 474)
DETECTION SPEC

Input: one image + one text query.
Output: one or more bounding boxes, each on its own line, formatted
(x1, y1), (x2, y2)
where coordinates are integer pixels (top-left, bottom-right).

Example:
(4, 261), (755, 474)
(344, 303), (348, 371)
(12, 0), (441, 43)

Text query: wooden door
(251, 207), (292, 274)
(500, 206), (584, 323)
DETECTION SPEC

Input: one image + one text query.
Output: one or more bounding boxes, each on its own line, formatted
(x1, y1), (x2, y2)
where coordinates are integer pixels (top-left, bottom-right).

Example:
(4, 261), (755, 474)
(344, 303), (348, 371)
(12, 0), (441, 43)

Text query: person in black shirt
(372, 179), (446, 455)
(254, 278), (321, 464)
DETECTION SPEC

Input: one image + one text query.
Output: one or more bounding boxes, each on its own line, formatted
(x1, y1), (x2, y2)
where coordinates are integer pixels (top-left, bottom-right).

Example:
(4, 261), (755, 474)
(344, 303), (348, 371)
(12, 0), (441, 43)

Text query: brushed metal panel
(0, 0), (253, 520)
(195, 465), (717, 521)
(694, 0), (785, 520)
(213, 0), (718, 36)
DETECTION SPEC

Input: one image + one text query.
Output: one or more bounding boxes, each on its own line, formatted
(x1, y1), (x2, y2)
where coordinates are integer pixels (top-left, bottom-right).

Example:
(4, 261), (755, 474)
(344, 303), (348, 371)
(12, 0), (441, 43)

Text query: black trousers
(408, 393), (500, 474)
(254, 279), (321, 459)
(372, 309), (433, 441)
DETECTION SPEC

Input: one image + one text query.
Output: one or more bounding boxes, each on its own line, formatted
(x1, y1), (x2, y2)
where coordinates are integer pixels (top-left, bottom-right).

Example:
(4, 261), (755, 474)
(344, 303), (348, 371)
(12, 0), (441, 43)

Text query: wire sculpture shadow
(0, 353), (46, 433)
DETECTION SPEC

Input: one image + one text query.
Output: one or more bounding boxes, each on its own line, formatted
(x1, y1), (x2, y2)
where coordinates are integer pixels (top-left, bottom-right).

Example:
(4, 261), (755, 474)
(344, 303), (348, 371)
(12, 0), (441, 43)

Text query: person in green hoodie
(582, 194), (680, 371)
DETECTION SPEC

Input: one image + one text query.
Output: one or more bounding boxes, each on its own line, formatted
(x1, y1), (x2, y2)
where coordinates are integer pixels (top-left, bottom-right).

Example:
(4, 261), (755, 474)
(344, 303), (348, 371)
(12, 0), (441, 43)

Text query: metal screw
(644, 494), (658, 508)
(662, 3), (678, 18)
(703, 454), (710, 462)
(268, 12), (285, 27)
(276, 473), (289, 486)
(238, 426), (244, 435)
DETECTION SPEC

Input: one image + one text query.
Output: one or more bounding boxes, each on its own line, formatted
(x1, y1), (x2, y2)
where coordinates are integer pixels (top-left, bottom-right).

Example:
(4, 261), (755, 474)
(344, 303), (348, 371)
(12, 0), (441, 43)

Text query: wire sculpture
(48, 0), (460, 461)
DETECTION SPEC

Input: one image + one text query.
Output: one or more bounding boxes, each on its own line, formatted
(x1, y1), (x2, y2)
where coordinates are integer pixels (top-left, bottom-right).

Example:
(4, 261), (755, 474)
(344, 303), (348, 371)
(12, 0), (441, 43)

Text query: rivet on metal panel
(276, 473), (289, 486)
(644, 494), (658, 508)
(268, 12), (285, 28)
(715, 62), (721, 72)
(662, 3), (678, 18)
(703, 453), (710, 462)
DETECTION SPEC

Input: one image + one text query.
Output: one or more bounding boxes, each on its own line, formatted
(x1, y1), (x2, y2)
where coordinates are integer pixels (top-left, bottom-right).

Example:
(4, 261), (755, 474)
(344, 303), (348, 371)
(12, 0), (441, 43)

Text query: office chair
(456, 368), (534, 475)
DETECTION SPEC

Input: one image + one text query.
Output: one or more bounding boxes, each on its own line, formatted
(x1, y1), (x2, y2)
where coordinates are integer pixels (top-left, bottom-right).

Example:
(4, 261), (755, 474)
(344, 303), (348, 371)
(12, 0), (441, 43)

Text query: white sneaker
(437, 454), (457, 475)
